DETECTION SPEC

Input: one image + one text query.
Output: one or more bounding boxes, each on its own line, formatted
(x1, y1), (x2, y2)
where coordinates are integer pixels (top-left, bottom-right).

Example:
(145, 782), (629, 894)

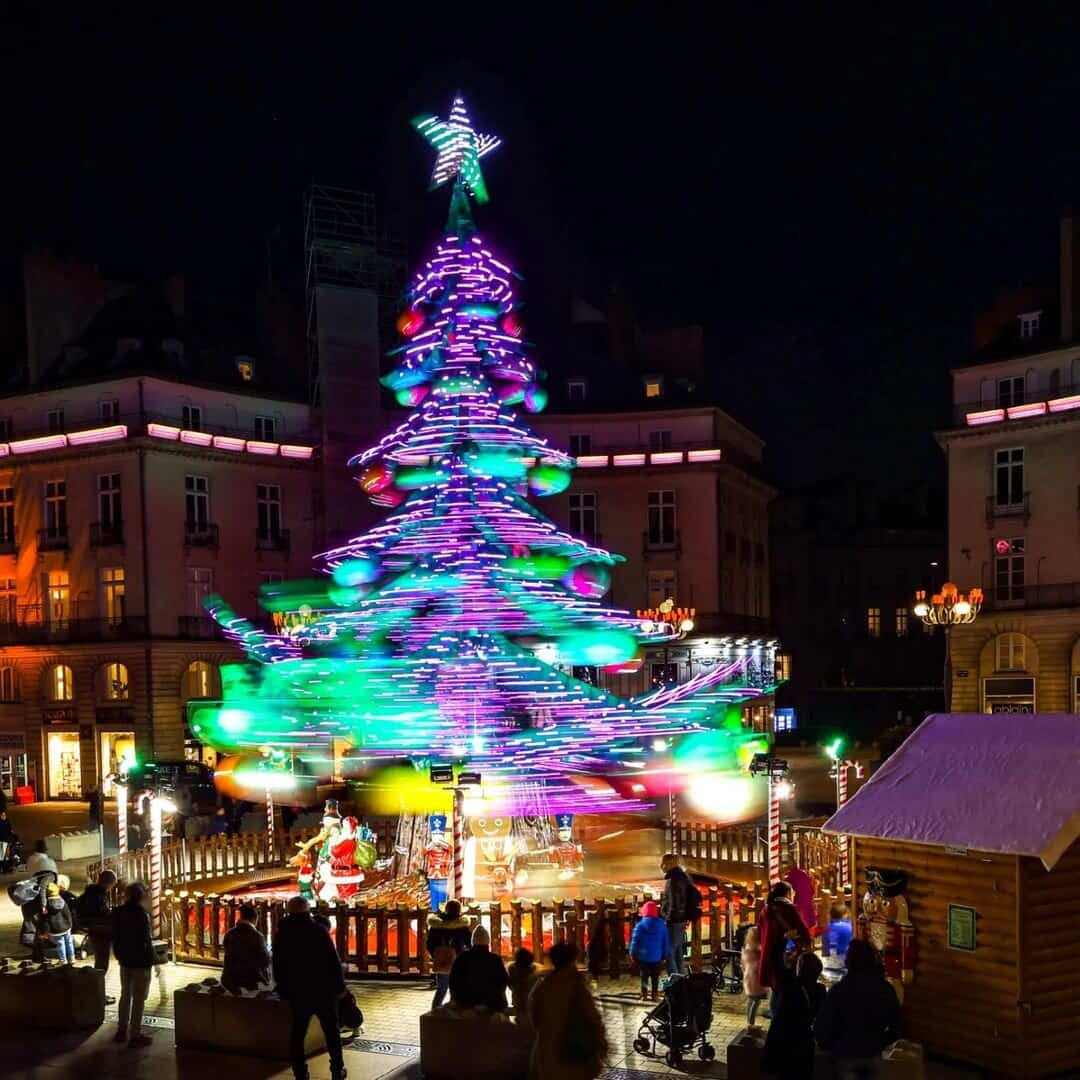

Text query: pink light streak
(965, 408), (1005, 426)
(67, 424), (128, 446)
(10, 434), (68, 454)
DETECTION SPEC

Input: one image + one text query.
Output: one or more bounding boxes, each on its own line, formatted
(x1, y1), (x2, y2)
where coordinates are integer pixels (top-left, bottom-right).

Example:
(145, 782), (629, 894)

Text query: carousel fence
(163, 884), (766, 977)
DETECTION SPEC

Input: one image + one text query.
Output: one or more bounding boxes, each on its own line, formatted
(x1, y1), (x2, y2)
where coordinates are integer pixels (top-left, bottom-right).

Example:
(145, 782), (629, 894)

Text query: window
(101, 567), (125, 624)
(182, 660), (215, 700)
(569, 433), (592, 457)
(1018, 311), (1041, 340)
(648, 430), (673, 451)
(236, 358), (255, 382)
(997, 377), (1025, 408)
(996, 633), (1027, 672)
(0, 667), (16, 702)
(895, 607), (909, 637)
(995, 538), (1025, 601)
(647, 490), (677, 545)
(775, 654), (793, 682)
(43, 480), (67, 537)
(254, 416), (276, 442)
(0, 418), (11, 440)
(98, 473), (121, 527)
(182, 404), (203, 431)
(651, 662), (678, 688)
(0, 579), (15, 623)
(259, 571), (285, 586)
(186, 567), (213, 615)
(47, 570), (69, 624)
(47, 664), (73, 702)
(994, 448), (1024, 508)
(566, 379), (587, 402)
(47, 408), (64, 432)
(185, 475), (209, 528)
(0, 487), (13, 546)
(643, 377), (664, 399)
(256, 484), (283, 539)
(569, 492), (597, 540)
(1050, 368), (1061, 396)
(99, 399), (120, 421)
(647, 569), (676, 608)
(99, 662), (129, 701)
(867, 607), (881, 638)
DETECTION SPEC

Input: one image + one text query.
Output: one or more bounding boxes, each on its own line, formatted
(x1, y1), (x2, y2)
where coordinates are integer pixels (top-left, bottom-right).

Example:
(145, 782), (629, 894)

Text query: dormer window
(1018, 310), (1041, 341)
(644, 376), (664, 399)
(566, 379), (588, 403)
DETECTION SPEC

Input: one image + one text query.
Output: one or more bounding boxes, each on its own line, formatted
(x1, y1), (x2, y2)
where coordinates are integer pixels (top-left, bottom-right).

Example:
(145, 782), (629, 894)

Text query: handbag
(339, 989), (363, 1030)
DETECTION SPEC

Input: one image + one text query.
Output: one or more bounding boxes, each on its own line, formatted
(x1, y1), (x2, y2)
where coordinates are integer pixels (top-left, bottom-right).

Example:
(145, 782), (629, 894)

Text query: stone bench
(174, 987), (328, 1059)
(727, 1029), (925, 1080)
(420, 1009), (532, 1079)
(0, 962), (105, 1029)
(45, 830), (101, 860)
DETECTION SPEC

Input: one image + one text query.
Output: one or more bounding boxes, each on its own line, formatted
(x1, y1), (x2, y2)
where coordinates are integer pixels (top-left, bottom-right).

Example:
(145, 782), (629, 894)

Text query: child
(506, 948), (540, 1020)
(629, 900), (668, 1002)
(741, 925), (767, 1029)
(42, 882), (75, 965)
(822, 903), (853, 974)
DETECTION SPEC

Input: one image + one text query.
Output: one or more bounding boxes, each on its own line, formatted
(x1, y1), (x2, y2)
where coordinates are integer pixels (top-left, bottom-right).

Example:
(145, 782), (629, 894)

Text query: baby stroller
(633, 970), (719, 1067)
(713, 921), (752, 994)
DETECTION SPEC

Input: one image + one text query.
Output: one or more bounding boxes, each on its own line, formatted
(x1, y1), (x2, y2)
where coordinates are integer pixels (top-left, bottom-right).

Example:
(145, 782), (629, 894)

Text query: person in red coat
(756, 881), (813, 996)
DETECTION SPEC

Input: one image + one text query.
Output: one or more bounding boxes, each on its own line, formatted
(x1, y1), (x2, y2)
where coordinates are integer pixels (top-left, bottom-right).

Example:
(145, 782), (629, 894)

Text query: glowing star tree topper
(414, 96), (501, 203)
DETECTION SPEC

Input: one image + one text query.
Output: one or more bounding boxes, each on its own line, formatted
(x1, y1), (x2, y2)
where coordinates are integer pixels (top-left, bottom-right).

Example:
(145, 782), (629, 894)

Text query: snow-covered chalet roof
(822, 712), (1080, 870)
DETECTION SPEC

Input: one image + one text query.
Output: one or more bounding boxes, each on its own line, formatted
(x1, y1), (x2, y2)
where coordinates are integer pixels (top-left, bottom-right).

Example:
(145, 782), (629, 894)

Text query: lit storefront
(99, 730), (135, 794)
(47, 730), (81, 798)
(0, 732), (28, 799)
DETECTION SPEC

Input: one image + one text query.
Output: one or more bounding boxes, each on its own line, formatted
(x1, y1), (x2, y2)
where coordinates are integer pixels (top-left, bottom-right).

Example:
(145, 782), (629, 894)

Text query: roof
(822, 712), (1080, 869)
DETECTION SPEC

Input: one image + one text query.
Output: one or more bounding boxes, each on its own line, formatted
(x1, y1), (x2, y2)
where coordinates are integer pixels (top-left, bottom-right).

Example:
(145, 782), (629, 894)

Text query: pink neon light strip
(574, 455), (608, 468)
(67, 424), (128, 446)
(10, 434), (68, 454)
(1006, 402), (1047, 420)
(965, 408), (1005, 426)
(246, 440), (279, 455)
(212, 435), (246, 452)
(687, 449), (723, 462)
(0, 445), (9, 457)
(180, 429), (213, 446)
(650, 451), (684, 465)
(613, 453), (646, 466)
(147, 423), (181, 440)
(280, 444), (315, 460)
(1048, 394), (1080, 413)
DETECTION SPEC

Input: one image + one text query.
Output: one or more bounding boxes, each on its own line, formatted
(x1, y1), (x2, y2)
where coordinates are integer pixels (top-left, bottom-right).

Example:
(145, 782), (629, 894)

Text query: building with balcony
(941, 212), (1080, 714)
(0, 263), (322, 800)
(532, 298), (779, 732)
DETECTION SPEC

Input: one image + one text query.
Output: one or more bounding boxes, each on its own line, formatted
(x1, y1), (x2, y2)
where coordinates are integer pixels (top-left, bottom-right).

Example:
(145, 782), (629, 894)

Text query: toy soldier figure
(421, 814), (452, 911)
(551, 813), (584, 880)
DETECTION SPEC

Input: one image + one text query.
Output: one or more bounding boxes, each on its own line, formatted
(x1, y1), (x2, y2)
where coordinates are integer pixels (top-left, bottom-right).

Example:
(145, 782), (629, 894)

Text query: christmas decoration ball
(496, 381), (526, 405)
(523, 383), (548, 413)
(333, 556), (381, 587)
(501, 313), (524, 338)
(559, 629), (638, 666)
(396, 384), (429, 407)
(396, 309), (424, 337)
(563, 564), (611, 599)
(358, 461), (395, 494)
(528, 464), (572, 496)
(503, 553), (572, 580)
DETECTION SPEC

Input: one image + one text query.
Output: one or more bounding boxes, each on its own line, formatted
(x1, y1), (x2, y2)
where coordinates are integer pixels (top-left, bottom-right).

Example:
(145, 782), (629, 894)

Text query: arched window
(182, 660), (218, 701)
(97, 662), (129, 701)
(46, 664), (73, 702)
(996, 633), (1027, 672)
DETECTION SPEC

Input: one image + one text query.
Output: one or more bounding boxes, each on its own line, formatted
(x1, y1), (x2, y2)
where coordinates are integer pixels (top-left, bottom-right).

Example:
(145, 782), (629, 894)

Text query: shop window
(100, 731), (135, 795)
(996, 633), (1027, 672)
(47, 731), (80, 798)
(182, 660), (218, 700)
(0, 667), (17, 702)
(46, 663), (73, 702)
(98, 662), (129, 701)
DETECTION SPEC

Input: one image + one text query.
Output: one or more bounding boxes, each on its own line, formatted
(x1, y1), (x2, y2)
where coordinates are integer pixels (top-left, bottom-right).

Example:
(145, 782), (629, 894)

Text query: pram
(633, 970), (719, 1067)
(8, 872), (90, 961)
(713, 921), (753, 994)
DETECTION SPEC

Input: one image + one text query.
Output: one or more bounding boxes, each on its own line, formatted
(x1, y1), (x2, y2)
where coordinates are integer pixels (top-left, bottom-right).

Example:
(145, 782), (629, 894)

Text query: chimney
(1061, 209), (1076, 343)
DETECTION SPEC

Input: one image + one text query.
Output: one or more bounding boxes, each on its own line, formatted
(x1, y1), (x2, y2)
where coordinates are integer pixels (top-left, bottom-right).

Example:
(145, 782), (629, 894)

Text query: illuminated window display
(100, 731), (135, 794)
(47, 731), (81, 798)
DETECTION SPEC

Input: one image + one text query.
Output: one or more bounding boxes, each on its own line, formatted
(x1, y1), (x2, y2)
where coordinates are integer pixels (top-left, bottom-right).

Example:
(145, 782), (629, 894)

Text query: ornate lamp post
(749, 753), (794, 885)
(913, 583), (982, 710)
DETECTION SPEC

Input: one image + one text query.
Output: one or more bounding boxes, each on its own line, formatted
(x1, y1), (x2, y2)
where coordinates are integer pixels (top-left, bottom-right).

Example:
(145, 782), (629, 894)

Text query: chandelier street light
(913, 583), (982, 711)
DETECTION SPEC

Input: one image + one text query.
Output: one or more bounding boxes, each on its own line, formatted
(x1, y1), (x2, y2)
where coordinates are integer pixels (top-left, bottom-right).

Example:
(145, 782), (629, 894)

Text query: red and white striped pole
(768, 773), (781, 885)
(116, 782), (128, 855)
(149, 797), (162, 938)
(837, 765), (850, 889)
(451, 787), (465, 900)
(265, 785), (275, 860)
(669, 792), (680, 856)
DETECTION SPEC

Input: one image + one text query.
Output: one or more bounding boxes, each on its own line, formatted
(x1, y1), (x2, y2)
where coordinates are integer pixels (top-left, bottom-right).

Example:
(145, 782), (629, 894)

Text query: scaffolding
(304, 184), (407, 405)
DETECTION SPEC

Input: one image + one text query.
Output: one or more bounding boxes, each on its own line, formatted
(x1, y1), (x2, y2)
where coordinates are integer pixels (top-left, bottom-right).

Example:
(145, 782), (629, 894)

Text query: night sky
(6, 9), (1080, 493)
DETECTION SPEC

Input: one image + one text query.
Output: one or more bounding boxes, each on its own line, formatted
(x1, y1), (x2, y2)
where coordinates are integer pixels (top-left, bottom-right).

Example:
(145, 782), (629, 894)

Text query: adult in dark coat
(659, 853), (694, 974)
(425, 899), (471, 1009)
(112, 882), (156, 1048)
(222, 902), (271, 993)
(272, 896), (346, 1080)
(756, 881), (812, 992)
(80, 869), (117, 1002)
(448, 924), (509, 1012)
(762, 952), (825, 1079)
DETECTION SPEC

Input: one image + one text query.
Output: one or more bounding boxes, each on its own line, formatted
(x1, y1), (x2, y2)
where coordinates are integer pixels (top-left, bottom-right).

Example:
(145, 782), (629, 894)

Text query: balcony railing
(953, 380), (1080, 426)
(90, 521), (124, 546)
(985, 492), (1030, 527)
(37, 526), (69, 552)
(184, 522), (219, 548)
(178, 616), (218, 639)
(255, 527), (290, 552)
(980, 582), (1080, 612)
(0, 615), (148, 645)
(643, 528), (681, 554)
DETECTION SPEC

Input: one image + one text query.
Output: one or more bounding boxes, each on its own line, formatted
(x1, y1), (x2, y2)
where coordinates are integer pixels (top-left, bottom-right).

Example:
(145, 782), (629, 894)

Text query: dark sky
(5, 8), (1080, 492)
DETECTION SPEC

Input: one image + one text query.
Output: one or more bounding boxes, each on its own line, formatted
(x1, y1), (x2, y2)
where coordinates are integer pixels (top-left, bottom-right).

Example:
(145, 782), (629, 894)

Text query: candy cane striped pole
(768, 774), (781, 885)
(452, 787), (465, 899)
(116, 783), (128, 855)
(265, 784), (275, 861)
(837, 765), (850, 890)
(669, 792), (679, 856)
(149, 797), (162, 938)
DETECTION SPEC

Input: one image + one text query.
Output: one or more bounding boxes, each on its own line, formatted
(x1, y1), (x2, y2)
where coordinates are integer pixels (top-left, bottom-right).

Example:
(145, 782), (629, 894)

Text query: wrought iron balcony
(184, 522), (219, 548)
(37, 526), (69, 552)
(979, 581), (1080, 611)
(255, 527), (290, 552)
(90, 521), (124, 546)
(985, 492), (1030, 528)
(178, 616), (218, 639)
(0, 615), (147, 645)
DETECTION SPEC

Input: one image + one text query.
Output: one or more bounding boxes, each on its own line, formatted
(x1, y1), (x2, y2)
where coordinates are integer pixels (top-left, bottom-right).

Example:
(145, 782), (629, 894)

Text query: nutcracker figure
(422, 814), (453, 911)
(550, 813), (584, 880)
(857, 866), (916, 1002)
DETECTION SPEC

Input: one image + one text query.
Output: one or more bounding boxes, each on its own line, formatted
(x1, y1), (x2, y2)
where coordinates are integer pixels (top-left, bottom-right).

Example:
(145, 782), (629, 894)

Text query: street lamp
(749, 753), (795, 885)
(913, 583), (982, 709)
(825, 739), (863, 891)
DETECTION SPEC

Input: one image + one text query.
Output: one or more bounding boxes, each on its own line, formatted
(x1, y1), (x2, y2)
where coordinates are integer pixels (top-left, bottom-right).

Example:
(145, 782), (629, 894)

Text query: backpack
(684, 880), (703, 922)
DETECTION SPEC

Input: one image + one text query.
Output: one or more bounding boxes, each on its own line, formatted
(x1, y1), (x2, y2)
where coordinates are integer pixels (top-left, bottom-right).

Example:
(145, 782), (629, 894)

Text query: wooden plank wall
(1021, 839), (1080, 1077)
(853, 838), (1022, 1076)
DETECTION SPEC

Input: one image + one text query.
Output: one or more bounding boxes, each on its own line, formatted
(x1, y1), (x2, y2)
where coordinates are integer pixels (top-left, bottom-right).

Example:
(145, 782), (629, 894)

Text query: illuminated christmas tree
(192, 97), (774, 814)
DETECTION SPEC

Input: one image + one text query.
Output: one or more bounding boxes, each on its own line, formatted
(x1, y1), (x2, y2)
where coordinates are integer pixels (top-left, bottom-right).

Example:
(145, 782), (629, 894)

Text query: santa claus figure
(857, 866), (916, 1002)
(422, 814), (453, 911)
(550, 813), (584, 880)
(290, 799), (342, 897)
(320, 816), (368, 902)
